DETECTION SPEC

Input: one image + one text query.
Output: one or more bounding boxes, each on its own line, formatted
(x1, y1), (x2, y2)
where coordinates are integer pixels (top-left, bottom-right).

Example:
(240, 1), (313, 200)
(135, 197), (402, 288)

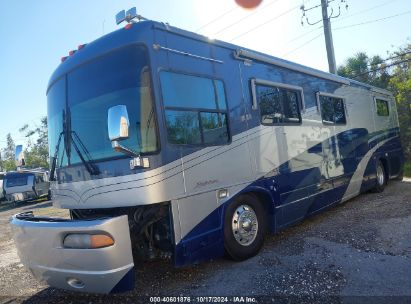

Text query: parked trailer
(11, 13), (404, 294)
(3, 170), (50, 202)
(0, 172), (5, 201)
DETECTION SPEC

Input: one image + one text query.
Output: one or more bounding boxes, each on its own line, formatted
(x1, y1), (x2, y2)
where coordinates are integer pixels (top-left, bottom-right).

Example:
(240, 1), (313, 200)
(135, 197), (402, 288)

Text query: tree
(337, 52), (389, 88)
(19, 116), (49, 168)
(0, 133), (16, 171)
(388, 44), (411, 160)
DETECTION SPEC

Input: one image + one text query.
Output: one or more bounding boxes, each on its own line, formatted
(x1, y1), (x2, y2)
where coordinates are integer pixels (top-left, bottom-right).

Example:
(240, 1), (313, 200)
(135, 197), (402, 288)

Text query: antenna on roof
(115, 7), (147, 25)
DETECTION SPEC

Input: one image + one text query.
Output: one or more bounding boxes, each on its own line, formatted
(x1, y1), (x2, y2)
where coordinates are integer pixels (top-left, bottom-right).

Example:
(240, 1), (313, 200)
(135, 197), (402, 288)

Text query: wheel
(224, 194), (266, 261)
(373, 160), (386, 193)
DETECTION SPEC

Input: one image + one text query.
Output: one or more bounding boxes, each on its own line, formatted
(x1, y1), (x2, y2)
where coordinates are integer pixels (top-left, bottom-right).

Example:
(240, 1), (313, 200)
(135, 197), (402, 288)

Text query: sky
(0, 0), (410, 150)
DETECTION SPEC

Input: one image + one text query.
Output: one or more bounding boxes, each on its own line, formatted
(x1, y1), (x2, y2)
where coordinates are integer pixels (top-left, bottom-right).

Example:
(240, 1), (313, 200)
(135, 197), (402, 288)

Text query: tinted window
(47, 77), (66, 166)
(319, 95), (346, 125)
(201, 112), (229, 144)
(376, 99), (389, 116)
(160, 72), (226, 110)
(165, 110), (201, 145)
(67, 46), (158, 165)
(256, 84), (302, 125)
(48, 46), (159, 168)
(5, 176), (28, 187)
(161, 72), (229, 145)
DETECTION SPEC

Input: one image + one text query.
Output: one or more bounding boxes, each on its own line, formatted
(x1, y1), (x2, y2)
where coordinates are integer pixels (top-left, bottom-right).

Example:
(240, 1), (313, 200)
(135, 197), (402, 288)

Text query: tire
(47, 190), (52, 201)
(224, 194), (266, 261)
(373, 160), (386, 193)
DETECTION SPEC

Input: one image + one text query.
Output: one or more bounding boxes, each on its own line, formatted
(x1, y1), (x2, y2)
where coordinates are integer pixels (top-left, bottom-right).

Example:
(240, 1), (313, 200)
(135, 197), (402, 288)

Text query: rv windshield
(47, 45), (158, 168)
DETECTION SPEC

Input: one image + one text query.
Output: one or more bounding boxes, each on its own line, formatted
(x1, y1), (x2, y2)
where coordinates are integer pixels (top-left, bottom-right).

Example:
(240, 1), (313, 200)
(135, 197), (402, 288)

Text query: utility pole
(321, 0), (336, 74)
(300, 0), (348, 74)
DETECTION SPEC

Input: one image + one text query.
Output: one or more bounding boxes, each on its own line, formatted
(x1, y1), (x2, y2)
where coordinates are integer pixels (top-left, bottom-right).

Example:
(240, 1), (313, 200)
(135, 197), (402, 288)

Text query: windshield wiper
(50, 110), (99, 180)
(70, 131), (100, 176)
(50, 132), (63, 181)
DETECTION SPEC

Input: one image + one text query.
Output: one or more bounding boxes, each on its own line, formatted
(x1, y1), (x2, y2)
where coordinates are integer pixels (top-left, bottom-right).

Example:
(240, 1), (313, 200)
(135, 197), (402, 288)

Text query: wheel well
(246, 192), (273, 214)
(379, 157), (389, 181)
(242, 191), (275, 231)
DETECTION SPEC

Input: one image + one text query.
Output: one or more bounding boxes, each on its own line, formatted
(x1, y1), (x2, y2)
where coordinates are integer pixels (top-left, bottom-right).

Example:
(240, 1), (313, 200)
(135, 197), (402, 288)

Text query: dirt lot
(0, 179), (410, 303)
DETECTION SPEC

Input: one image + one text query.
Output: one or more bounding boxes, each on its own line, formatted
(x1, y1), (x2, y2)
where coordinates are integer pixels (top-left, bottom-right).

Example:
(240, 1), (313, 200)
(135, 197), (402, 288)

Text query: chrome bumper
(10, 212), (134, 294)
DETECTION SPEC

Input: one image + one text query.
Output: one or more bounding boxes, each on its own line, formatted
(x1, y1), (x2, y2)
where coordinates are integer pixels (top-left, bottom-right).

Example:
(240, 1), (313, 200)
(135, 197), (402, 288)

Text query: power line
(334, 10), (411, 31)
(283, 33), (323, 56)
(336, 0), (401, 22)
(212, 0), (283, 36)
(195, 7), (238, 32)
(362, 51), (411, 68)
(287, 25), (322, 43)
(286, 0), (404, 46)
(284, 11), (411, 57)
(341, 51), (411, 77)
(352, 59), (410, 78)
(229, 4), (301, 42)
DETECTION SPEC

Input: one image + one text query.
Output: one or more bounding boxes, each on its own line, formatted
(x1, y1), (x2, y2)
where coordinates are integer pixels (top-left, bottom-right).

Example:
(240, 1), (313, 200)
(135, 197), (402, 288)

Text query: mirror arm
(111, 141), (139, 157)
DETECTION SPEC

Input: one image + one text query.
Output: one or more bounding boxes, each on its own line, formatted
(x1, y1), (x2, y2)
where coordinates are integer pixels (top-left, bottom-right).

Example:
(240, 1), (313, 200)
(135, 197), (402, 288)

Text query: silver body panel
(11, 214), (134, 294)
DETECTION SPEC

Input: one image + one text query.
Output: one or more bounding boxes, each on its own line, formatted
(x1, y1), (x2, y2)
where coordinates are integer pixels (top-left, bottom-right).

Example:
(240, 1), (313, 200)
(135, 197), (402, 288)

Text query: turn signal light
(90, 234), (115, 248)
(63, 233), (114, 249)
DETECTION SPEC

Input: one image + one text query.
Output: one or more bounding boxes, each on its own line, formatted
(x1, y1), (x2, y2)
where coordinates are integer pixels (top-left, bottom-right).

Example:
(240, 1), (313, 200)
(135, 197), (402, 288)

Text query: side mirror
(107, 105), (150, 169)
(15, 145), (25, 167)
(108, 105), (130, 141)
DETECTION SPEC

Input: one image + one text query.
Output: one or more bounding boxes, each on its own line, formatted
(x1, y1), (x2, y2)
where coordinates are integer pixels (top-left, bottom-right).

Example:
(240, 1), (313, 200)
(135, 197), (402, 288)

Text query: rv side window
(376, 99), (389, 116)
(318, 94), (347, 125)
(255, 84), (302, 125)
(160, 71), (229, 145)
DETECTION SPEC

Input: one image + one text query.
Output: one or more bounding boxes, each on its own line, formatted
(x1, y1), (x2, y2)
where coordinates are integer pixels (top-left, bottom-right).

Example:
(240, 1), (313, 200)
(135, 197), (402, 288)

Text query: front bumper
(10, 212), (134, 294)
(6, 191), (36, 202)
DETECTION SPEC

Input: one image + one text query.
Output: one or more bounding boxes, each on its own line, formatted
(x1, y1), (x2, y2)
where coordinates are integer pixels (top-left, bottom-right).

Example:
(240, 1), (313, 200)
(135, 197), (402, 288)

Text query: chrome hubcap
(377, 165), (384, 186)
(232, 204), (258, 246)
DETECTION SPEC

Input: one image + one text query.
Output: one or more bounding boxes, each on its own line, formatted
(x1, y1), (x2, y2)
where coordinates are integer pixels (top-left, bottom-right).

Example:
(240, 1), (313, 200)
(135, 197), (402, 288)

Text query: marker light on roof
(124, 23), (133, 30)
(69, 50), (76, 56)
(78, 44), (86, 50)
(61, 56), (68, 62)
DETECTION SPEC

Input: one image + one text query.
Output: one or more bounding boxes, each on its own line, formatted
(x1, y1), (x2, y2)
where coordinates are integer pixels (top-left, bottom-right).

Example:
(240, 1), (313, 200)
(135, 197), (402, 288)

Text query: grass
(404, 161), (411, 177)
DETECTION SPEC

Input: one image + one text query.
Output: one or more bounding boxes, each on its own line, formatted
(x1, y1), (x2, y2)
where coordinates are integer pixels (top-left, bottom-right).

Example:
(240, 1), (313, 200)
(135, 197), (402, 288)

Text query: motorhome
(0, 172), (5, 201)
(3, 169), (50, 202)
(11, 10), (404, 294)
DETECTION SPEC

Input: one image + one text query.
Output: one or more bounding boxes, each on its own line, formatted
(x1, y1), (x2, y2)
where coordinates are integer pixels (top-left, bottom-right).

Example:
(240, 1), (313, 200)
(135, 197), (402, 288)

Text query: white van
(0, 172), (5, 201)
(3, 170), (50, 202)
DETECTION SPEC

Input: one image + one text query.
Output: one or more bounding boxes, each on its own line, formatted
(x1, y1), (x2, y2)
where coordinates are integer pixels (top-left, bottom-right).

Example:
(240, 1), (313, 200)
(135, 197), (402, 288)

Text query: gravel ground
(0, 179), (410, 303)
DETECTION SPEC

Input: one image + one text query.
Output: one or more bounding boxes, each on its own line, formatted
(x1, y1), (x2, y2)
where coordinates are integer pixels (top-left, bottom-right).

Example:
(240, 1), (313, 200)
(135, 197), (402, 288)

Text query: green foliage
(19, 116), (49, 169)
(0, 133), (16, 171)
(337, 52), (390, 88)
(388, 45), (411, 161)
(404, 161), (411, 177)
(338, 44), (411, 160)
(1, 159), (16, 172)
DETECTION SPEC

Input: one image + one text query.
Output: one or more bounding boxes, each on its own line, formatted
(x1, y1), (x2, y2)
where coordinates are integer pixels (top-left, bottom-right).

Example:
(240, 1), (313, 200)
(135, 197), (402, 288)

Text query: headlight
(63, 233), (114, 249)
